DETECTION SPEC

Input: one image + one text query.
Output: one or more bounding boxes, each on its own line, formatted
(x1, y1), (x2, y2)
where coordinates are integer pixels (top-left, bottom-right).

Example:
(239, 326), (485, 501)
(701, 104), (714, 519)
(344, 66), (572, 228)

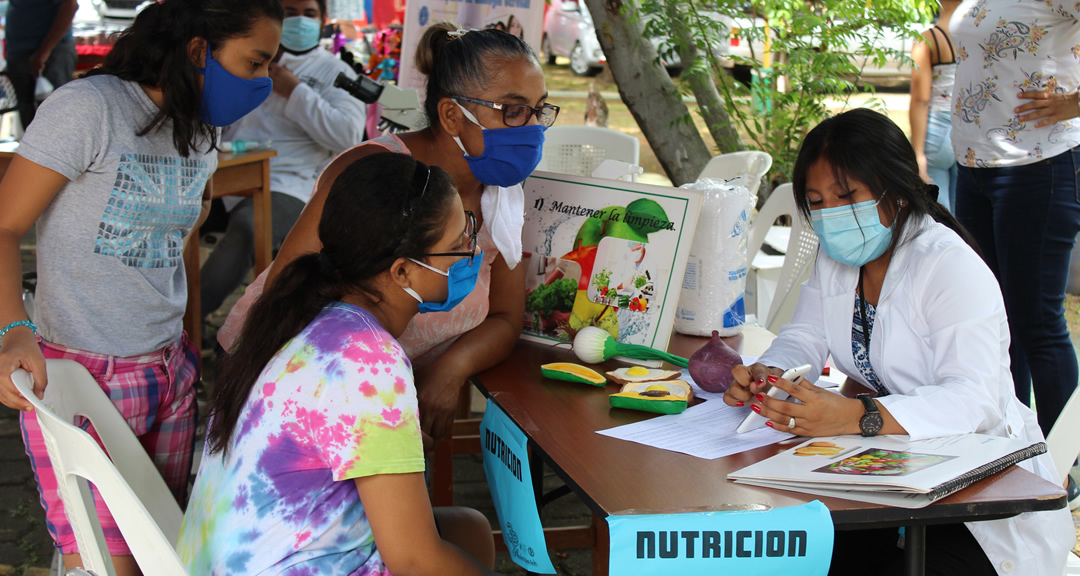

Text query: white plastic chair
(1046, 386), (1080, 485)
(535, 126), (640, 178)
(746, 183), (818, 333)
(11, 360), (188, 576)
(697, 150), (773, 198)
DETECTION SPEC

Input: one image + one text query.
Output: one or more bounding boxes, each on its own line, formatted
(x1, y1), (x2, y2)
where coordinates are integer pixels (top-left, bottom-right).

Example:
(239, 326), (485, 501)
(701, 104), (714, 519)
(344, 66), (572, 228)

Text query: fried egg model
(540, 362), (607, 386)
(605, 366), (682, 386)
(609, 380), (693, 415)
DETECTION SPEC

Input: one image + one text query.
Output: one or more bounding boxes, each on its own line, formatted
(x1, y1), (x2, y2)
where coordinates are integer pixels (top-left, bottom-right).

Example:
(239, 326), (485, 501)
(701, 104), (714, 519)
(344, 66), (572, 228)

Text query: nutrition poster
(520, 171), (702, 351)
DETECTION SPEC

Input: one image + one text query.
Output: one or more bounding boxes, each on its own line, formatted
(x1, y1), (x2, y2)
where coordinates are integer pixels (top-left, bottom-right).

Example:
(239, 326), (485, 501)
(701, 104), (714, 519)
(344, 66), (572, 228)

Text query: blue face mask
(811, 199), (893, 268)
(197, 45), (273, 127)
(281, 16), (321, 52)
(453, 102), (545, 187)
(403, 251), (484, 313)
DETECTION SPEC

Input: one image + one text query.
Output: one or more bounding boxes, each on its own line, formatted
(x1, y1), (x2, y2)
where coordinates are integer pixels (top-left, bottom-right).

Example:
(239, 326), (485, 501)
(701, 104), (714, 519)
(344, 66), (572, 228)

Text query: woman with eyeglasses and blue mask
(0, 1), (283, 574)
(721, 109), (1074, 576)
(180, 153), (500, 576)
(217, 21), (558, 447)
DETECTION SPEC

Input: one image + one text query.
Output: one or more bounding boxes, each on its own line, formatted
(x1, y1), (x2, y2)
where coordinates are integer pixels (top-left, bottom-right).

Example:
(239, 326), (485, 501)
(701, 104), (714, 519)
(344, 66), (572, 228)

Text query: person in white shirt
(200, 0), (366, 321)
(949, 0), (1080, 510)
(724, 109), (1075, 576)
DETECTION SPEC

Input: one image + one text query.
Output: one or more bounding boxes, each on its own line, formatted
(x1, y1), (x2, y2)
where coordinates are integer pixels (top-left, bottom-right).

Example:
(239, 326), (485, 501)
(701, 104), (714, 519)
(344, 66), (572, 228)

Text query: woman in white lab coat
(723, 108), (1074, 576)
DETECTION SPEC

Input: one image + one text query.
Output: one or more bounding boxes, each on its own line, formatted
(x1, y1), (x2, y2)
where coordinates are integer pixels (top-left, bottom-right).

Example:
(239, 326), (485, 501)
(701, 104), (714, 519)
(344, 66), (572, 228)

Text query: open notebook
(729, 434), (1046, 509)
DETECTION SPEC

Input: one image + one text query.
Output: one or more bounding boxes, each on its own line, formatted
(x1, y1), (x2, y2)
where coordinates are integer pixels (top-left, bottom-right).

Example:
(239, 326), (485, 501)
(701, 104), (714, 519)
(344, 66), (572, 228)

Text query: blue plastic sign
(607, 501), (834, 576)
(479, 399), (557, 574)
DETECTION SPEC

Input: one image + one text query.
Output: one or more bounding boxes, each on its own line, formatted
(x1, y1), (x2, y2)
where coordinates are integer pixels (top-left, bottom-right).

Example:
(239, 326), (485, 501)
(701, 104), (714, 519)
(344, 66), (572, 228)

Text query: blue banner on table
(479, 399), (557, 574)
(607, 501), (834, 576)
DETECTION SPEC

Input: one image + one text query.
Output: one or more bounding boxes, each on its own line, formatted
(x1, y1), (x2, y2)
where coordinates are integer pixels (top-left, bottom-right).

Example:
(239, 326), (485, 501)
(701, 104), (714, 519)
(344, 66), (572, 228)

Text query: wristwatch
(857, 393), (883, 437)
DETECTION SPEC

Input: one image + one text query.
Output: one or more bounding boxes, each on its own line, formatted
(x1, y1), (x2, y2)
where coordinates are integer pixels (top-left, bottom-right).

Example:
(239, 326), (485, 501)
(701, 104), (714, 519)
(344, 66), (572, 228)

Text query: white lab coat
(223, 47), (366, 206)
(757, 215), (1075, 576)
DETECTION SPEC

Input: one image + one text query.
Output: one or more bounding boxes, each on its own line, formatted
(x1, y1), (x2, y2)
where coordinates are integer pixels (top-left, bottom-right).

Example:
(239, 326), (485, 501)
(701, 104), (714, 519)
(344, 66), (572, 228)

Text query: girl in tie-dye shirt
(178, 153), (498, 576)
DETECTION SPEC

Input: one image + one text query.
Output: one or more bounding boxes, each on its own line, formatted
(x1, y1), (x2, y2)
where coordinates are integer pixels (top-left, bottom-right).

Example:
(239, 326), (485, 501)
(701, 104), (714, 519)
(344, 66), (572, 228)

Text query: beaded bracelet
(0, 320), (36, 348)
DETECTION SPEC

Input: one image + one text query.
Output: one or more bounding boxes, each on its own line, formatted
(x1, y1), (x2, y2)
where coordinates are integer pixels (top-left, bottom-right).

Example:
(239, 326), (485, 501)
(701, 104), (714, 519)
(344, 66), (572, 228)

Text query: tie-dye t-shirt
(178, 303), (425, 575)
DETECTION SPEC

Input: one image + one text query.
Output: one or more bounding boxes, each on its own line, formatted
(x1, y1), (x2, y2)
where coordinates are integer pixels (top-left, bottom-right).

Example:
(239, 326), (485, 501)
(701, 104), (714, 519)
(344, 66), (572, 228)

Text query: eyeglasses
(423, 210), (479, 262)
(452, 95), (560, 128)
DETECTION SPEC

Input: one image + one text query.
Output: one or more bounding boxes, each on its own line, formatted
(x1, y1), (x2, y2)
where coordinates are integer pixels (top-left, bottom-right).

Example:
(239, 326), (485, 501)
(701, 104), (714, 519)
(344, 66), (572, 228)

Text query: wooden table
(471, 329), (1068, 576)
(183, 149), (276, 354)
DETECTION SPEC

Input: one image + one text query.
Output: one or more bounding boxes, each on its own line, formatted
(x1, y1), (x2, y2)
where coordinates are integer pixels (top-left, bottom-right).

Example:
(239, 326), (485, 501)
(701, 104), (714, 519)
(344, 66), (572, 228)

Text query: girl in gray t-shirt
(0, 0), (283, 572)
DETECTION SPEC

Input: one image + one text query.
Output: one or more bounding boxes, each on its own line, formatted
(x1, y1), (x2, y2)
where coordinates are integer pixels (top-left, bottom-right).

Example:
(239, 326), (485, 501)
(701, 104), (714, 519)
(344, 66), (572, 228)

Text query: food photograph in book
(521, 173), (701, 349)
(813, 448), (957, 477)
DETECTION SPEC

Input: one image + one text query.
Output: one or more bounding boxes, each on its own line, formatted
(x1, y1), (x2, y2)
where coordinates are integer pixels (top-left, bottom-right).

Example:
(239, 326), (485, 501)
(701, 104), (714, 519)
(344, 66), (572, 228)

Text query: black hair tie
(924, 183), (940, 203)
(318, 250), (337, 274)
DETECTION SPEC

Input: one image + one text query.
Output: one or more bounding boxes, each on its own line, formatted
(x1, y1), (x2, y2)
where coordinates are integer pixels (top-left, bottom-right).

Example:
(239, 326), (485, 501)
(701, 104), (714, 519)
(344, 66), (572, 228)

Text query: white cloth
(480, 183), (524, 270)
(223, 48), (366, 207)
(949, 0), (1080, 168)
(757, 216), (1074, 576)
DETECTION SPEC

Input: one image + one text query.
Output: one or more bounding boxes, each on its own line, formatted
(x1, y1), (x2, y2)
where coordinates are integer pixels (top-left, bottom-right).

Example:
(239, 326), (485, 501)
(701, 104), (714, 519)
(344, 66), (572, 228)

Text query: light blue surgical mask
(403, 251), (484, 313)
(280, 16), (322, 53)
(811, 199), (893, 268)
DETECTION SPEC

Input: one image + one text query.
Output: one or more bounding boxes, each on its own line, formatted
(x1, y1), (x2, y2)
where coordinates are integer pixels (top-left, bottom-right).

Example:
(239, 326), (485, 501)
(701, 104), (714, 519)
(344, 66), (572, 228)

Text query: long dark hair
(414, 22), (539, 128)
(207, 153), (458, 455)
(84, 0), (284, 157)
(791, 108), (979, 255)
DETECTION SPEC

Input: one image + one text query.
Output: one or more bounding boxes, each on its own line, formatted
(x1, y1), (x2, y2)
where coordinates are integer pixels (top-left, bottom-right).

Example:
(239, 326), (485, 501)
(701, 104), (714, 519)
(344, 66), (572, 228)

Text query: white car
(91, 0), (150, 24)
(541, 0), (685, 77)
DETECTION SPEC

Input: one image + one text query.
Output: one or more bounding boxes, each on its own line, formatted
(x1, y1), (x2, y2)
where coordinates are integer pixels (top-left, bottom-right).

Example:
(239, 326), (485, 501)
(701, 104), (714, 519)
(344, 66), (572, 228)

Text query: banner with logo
(607, 501), (834, 575)
(398, 0), (545, 102)
(479, 399), (557, 574)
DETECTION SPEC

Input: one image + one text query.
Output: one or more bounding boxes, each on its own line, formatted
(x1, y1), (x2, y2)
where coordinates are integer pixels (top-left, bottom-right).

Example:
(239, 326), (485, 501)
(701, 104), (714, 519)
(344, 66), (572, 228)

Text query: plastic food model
(540, 362), (607, 386)
(609, 379), (694, 414)
(605, 366), (681, 385)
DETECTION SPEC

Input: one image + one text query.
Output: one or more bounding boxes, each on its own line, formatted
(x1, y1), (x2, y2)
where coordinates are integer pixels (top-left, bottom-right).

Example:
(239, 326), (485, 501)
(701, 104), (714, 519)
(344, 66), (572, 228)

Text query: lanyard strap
(858, 266), (871, 352)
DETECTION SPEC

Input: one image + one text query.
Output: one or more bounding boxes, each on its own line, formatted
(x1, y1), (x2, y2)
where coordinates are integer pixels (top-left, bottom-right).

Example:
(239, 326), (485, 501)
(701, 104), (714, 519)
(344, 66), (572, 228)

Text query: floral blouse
(950, 0), (1080, 167)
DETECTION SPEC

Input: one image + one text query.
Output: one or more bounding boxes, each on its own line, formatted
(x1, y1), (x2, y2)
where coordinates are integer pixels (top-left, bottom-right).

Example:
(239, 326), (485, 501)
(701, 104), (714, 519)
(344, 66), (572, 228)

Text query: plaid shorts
(20, 334), (200, 556)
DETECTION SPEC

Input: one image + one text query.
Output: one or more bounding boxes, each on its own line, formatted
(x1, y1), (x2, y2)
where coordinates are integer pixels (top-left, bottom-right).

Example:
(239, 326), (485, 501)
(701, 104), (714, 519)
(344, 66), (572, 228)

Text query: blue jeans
(955, 147), (1080, 437)
(925, 110), (958, 213)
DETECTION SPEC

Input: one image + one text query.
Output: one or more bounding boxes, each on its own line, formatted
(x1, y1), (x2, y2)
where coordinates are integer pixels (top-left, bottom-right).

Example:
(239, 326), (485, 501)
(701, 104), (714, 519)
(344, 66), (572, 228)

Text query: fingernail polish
(767, 375), (778, 383)
(757, 378), (765, 385)
(751, 404), (762, 414)
(736, 401), (745, 407)
(755, 394), (764, 402)
(765, 421), (774, 428)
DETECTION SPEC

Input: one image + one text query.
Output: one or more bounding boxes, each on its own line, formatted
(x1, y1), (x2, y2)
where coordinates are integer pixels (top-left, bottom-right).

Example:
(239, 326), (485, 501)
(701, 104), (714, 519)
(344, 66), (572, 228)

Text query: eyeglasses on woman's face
(423, 210), (479, 262)
(452, 95), (560, 128)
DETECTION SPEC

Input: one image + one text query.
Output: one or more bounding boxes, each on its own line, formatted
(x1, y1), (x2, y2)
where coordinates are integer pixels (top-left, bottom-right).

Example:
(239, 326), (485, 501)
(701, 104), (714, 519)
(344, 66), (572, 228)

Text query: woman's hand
(0, 327), (47, 412)
(1016, 91), (1080, 128)
(916, 153), (932, 185)
(415, 360), (467, 442)
(723, 363), (783, 406)
(751, 375), (863, 437)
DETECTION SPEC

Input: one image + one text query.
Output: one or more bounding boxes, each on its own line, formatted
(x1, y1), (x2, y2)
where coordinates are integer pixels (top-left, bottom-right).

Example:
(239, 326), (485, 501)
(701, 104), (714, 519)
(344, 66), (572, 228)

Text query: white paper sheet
(596, 396), (795, 460)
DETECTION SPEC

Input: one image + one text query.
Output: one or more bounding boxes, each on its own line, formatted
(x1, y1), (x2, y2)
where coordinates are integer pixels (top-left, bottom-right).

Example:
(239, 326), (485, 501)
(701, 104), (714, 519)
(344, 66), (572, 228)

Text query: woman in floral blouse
(950, 0), (1080, 510)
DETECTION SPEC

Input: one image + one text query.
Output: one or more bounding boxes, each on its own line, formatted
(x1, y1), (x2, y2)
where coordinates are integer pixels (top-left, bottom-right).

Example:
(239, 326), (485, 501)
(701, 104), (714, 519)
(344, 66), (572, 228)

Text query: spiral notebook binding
(927, 442), (1047, 502)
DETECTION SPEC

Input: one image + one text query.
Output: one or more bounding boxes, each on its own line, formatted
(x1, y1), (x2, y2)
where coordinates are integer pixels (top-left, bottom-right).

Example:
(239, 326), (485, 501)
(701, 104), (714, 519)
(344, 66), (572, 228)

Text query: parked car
(541, 0), (685, 77)
(91, 0), (149, 24)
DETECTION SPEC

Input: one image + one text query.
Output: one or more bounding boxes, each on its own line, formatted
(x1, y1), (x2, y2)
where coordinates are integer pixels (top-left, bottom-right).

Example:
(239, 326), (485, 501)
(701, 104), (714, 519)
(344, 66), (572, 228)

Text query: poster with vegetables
(521, 172), (702, 352)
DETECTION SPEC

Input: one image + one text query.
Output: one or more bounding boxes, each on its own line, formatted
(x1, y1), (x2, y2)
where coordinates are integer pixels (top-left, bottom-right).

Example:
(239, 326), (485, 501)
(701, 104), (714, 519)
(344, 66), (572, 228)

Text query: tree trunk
(583, 0), (713, 186)
(664, 0), (745, 155)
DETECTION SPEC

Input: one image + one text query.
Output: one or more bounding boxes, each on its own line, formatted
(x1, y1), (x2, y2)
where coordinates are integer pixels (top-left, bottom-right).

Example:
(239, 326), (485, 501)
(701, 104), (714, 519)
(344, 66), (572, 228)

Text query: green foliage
(592, 268), (613, 293)
(526, 277), (578, 317)
(634, 0), (936, 180)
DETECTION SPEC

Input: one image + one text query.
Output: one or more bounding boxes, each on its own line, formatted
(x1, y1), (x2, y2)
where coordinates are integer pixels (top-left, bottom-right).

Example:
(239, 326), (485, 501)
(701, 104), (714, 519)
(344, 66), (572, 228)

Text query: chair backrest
(11, 361), (188, 576)
(746, 183), (818, 332)
(1046, 386), (1080, 483)
(535, 126), (640, 178)
(697, 151), (773, 198)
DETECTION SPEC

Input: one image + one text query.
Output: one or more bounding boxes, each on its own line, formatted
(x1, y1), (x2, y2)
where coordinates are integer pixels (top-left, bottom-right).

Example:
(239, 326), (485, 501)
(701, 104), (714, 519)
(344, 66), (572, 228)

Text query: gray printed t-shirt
(19, 75), (217, 357)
